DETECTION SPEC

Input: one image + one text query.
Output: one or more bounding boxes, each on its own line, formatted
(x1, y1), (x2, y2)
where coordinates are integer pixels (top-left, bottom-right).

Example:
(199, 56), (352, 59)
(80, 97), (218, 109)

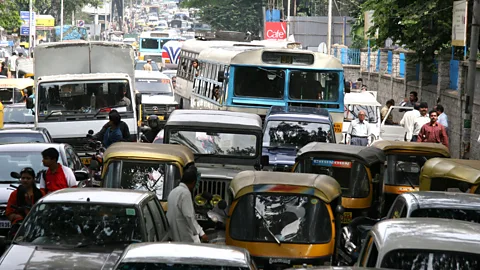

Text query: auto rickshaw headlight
(194, 194), (207, 206)
(210, 194), (222, 207)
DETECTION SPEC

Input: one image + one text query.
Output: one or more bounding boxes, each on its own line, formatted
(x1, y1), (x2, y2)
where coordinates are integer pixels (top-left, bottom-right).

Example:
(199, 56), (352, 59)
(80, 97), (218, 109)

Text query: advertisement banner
(264, 22), (287, 40)
(452, 0), (468, 46)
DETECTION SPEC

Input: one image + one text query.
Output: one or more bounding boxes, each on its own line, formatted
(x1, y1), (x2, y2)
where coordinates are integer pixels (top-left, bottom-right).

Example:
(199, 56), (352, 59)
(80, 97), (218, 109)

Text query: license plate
(195, 213), (208, 221)
(0, 220), (11, 229)
(158, 115), (164, 120)
(81, 157), (91, 165)
(334, 122), (343, 133)
(341, 212), (352, 224)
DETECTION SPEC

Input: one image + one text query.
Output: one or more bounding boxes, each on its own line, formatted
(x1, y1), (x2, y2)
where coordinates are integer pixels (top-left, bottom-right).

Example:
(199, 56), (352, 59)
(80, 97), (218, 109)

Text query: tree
(182, 0), (264, 34)
(0, 1), (22, 30)
(362, 0), (452, 63)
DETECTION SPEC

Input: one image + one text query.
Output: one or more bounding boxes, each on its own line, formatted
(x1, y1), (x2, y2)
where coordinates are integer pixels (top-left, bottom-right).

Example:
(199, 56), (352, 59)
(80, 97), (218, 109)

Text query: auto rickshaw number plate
(195, 213), (208, 221)
(341, 212), (352, 224)
(334, 122), (343, 133)
(81, 157), (91, 166)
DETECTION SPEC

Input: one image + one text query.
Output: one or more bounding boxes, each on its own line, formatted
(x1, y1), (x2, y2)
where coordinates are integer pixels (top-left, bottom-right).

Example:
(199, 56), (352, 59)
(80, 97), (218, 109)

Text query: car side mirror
(217, 71), (225, 82)
(74, 170), (89, 181)
(135, 92), (142, 105)
(10, 172), (20, 179)
(26, 98), (34, 109)
(336, 205), (345, 215)
(89, 160), (101, 171)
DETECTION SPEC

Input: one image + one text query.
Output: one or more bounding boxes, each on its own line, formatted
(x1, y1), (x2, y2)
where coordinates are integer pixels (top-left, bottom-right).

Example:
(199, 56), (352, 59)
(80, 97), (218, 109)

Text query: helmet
(147, 115), (160, 129)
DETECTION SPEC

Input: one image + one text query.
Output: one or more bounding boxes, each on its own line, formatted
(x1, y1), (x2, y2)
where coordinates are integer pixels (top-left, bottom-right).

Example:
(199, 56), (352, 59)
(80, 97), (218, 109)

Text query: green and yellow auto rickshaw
(371, 140), (450, 214)
(293, 142), (385, 223)
(226, 170), (343, 269)
(419, 158), (480, 194)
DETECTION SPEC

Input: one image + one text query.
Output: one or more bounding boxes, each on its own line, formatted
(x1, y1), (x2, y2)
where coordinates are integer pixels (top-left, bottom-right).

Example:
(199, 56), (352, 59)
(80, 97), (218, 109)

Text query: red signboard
(264, 22), (287, 40)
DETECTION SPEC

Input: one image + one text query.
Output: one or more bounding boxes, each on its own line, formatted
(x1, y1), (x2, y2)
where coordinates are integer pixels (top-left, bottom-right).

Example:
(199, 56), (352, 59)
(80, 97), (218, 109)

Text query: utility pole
(28, 0), (33, 56)
(287, 0), (291, 36)
(327, 0), (332, 54)
(60, 0), (64, 41)
(463, 0), (480, 159)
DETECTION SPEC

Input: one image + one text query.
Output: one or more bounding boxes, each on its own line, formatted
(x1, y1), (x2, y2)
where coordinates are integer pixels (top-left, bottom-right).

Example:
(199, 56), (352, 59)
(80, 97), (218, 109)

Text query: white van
(342, 91), (381, 144)
(135, 70), (178, 123)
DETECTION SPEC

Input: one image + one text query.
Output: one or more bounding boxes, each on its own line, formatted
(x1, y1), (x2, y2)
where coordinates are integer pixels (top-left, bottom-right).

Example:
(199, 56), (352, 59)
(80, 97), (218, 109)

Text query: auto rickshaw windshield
(385, 155), (428, 186)
(230, 193), (332, 244)
(104, 160), (181, 200)
(296, 158), (369, 198)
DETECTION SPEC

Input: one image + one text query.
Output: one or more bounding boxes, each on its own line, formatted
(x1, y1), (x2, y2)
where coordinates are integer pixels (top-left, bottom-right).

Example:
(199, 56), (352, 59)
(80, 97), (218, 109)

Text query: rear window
(135, 78), (172, 94)
(0, 133), (45, 143)
(116, 263), (249, 270)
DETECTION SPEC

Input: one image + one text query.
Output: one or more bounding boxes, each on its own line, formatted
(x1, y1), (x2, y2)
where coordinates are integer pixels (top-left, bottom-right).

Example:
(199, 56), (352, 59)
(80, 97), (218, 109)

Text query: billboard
(264, 22), (287, 40)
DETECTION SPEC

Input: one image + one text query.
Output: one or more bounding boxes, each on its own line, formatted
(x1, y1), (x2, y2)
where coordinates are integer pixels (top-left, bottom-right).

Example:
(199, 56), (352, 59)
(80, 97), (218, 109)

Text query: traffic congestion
(0, 1), (476, 270)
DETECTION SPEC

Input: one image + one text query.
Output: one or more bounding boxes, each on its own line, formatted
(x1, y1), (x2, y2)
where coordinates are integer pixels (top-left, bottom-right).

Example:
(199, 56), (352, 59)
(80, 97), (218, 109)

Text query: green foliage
(0, 1), (22, 30)
(362, 0), (453, 63)
(182, 0), (264, 34)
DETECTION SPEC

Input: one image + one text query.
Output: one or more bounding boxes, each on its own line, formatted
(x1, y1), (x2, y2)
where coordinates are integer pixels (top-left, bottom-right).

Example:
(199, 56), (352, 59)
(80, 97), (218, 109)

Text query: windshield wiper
(258, 67), (283, 79)
(4, 121), (31, 124)
(254, 207), (281, 245)
(398, 166), (416, 189)
(44, 110), (81, 120)
(75, 240), (139, 248)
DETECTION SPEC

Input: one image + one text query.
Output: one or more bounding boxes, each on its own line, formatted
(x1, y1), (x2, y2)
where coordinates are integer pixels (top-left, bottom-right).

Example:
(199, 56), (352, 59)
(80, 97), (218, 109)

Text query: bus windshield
(141, 38), (172, 50)
(233, 67), (285, 99)
(289, 71), (340, 101)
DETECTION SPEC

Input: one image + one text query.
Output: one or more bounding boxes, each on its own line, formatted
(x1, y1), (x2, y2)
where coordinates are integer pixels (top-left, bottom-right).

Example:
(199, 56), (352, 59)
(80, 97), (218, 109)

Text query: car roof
(344, 92), (381, 106)
(166, 110), (262, 131)
(121, 243), (250, 267)
(266, 106), (331, 123)
(401, 191), (480, 210)
(39, 188), (152, 205)
(0, 143), (62, 151)
(0, 128), (45, 134)
(297, 142), (386, 166)
(371, 218), (480, 257)
(135, 70), (170, 79)
(4, 103), (32, 108)
(103, 142), (194, 165)
(136, 60), (157, 63)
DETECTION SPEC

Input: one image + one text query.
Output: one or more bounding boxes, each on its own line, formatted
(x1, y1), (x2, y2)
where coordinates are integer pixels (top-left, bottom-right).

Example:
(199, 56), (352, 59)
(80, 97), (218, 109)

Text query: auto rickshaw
(293, 142), (385, 223)
(101, 142), (194, 210)
(0, 78), (34, 104)
(226, 171), (343, 269)
(371, 141), (450, 215)
(419, 158), (480, 194)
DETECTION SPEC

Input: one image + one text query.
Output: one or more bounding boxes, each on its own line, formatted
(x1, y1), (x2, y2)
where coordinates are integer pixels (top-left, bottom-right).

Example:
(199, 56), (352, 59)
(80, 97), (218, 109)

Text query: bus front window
(289, 71), (340, 101)
(233, 67), (285, 99)
(141, 38), (159, 49)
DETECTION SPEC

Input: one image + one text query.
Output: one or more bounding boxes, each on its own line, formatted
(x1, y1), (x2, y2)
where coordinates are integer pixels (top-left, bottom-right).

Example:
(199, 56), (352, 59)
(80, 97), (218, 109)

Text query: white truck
(28, 41), (139, 154)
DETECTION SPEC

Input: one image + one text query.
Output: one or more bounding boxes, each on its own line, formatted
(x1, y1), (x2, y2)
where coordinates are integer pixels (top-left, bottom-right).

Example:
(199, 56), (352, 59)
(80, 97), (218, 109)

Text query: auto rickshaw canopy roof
(0, 78), (34, 89)
(103, 142), (194, 166)
(229, 170), (341, 203)
(371, 140), (450, 157)
(420, 158), (480, 184)
(297, 142), (385, 166)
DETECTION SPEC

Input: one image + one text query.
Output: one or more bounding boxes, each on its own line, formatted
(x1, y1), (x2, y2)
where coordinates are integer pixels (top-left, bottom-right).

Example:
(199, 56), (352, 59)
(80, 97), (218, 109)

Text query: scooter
(83, 130), (105, 187)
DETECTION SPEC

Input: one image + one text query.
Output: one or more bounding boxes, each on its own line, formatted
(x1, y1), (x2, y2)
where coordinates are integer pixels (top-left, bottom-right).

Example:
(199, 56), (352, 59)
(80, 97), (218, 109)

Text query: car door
(358, 235), (379, 267)
(147, 198), (170, 241)
(380, 106), (412, 141)
(66, 146), (84, 171)
(142, 201), (159, 242)
(386, 196), (407, 219)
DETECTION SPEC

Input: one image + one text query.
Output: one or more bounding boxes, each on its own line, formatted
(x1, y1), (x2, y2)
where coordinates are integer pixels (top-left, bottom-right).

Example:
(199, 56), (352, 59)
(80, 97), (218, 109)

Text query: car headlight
(168, 106), (176, 112)
(194, 194), (207, 206)
(210, 194), (222, 207)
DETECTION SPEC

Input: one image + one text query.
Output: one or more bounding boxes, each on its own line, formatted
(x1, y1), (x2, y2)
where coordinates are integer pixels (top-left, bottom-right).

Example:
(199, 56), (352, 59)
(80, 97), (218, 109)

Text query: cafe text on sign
(264, 22), (287, 40)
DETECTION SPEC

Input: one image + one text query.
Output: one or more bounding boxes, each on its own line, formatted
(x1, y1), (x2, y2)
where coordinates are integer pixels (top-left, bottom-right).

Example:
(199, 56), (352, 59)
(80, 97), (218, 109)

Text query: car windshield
(37, 79), (133, 117)
(344, 104), (378, 123)
(0, 151), (44, 181)
(135, 62), (160, 71)
(136, 78), (172, 94)
(289, 71), (340, 101)
(0, 133), (45, 144)
(410, 208), (480, 223)
(230, 193), (331, 244)
(263, 120), (333, 149)
(381, 249), (480, 269)
(234, 67), (285, 99)
(14, 203), (142, 247)
(104, 160), (180, 200)
(298, 159), (369, 198)
(385, 155), (431, 186)
(117, 263), (248, 270)
(4, 107), (34, 124)
(168, 131), (257, 157)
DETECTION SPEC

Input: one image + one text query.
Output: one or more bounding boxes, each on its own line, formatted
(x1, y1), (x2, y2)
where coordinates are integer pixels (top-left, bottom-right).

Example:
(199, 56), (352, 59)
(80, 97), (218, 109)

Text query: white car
(342, 91), (381, 143)
(380, 105), (414, 141)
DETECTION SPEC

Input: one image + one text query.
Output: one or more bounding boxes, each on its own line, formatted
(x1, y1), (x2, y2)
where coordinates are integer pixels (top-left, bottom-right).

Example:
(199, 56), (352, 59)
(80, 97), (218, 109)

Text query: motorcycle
(82, 130), (106, 187)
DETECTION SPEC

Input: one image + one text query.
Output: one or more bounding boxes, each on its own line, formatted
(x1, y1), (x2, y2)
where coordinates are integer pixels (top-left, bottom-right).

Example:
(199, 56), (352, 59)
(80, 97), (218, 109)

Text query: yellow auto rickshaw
(293, 142), (385, 223)
(226, 171), (343, 268)
(371, 141), (450, 214)
(419, 158), (480, 194)
(0, 78), (34, 104)
(100, 142), (194, 210)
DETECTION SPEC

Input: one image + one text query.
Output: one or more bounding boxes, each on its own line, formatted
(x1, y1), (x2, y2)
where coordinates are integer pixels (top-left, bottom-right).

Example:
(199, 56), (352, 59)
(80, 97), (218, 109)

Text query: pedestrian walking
(143, 59), (153, 71)
(400, 102), (420, 141)
(166, 164), (208, 243)
(411, 102), (430, 142)
(346, 110), (372, 146)
(418, 110), (449, 148)
(8, 52), (18, 78)
(39, 148), (77, 194)
(435, 104), (448, 132)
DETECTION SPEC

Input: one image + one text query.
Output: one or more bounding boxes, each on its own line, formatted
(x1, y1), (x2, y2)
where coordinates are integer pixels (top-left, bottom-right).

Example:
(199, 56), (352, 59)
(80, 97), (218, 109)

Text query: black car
(0, 127), (53, 144)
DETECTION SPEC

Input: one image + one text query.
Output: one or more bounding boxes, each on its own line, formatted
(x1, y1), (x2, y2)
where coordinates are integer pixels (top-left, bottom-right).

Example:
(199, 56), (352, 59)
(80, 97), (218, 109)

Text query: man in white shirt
(400, 102), (420, 141)
(8, 52), (18, 78)
(347, 110), (371, 146)
(435, 104), (448, 132)
(167, 165), (208, 243)
(412, 102), (430, 142)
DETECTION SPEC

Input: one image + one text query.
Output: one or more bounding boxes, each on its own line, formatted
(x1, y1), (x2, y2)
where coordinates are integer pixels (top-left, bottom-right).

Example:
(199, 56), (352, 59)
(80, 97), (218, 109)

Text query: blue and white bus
(184, 45), (345, 141)
(138, 31), (178, 63)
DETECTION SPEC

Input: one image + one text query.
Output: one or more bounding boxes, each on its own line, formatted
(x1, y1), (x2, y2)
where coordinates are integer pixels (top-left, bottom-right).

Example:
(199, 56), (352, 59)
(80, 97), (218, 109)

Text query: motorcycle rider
(6, 167), (44, 238)
(143, 115), (162, 142)
(92, 110), (131, 147)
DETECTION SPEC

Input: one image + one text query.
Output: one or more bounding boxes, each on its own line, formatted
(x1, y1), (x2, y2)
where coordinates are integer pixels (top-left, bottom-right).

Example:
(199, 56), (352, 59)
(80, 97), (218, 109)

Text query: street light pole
(60, 0), (64, 41)
(28, 0), (33, 56)
(327, 0), (332, 54)
(287, 0), (291, 37)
